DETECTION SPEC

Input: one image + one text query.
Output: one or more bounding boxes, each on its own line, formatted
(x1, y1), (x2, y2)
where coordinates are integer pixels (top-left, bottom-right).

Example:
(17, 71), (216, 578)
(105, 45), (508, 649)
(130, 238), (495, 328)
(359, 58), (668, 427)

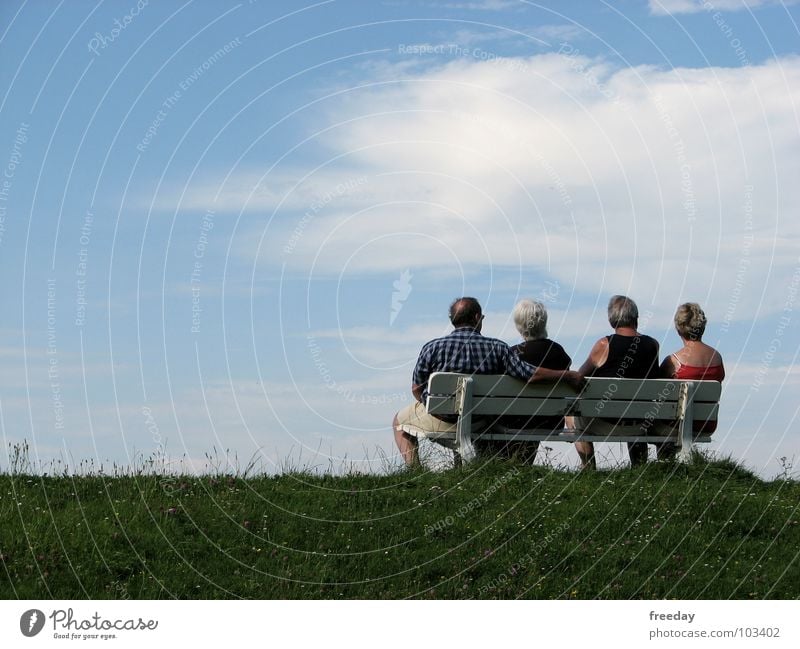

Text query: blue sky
(0, 0), (798, 476)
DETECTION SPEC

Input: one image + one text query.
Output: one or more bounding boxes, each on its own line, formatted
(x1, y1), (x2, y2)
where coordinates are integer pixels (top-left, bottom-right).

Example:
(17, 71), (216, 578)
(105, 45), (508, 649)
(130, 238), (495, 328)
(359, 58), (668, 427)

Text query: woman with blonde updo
(661, 303), (725, 385)
(660, 303), (725, 447)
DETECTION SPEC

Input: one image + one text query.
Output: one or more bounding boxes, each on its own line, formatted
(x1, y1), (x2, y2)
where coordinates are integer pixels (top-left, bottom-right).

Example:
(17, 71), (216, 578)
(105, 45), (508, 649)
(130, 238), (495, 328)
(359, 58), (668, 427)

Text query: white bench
(406, 372), (721, 465)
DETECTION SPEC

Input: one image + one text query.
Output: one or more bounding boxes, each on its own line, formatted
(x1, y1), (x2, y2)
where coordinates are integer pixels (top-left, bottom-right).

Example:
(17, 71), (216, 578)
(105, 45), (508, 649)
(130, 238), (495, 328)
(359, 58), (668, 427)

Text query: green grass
(1, 450), (799, 599)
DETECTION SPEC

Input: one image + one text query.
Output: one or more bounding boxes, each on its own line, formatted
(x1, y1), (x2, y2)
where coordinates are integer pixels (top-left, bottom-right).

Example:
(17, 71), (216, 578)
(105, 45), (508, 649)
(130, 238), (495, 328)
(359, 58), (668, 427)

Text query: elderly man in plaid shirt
(393, 297), (583, 465)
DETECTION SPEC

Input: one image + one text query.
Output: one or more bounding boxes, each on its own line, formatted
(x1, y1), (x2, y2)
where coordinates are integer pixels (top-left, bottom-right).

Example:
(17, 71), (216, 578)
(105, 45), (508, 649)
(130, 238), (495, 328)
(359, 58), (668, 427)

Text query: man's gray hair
(513, 299), (548, 341)
(607, 295), (638, 329)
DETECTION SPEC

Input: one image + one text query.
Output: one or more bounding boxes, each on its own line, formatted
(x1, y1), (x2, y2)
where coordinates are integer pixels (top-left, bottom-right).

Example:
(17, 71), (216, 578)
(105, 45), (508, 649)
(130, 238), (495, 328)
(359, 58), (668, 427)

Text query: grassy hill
(1, 452), (798, 599)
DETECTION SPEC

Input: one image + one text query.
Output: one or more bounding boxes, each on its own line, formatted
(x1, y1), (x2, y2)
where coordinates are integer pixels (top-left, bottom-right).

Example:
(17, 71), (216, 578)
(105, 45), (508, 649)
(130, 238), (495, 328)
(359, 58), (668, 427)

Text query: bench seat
(402, 373), (721, 464)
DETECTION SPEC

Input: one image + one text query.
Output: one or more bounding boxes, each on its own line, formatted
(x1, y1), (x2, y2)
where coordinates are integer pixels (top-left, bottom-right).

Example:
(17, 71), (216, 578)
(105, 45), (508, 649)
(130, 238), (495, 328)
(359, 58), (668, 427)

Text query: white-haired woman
(511, 298), (571, 374)
(490, 299), (572, 462)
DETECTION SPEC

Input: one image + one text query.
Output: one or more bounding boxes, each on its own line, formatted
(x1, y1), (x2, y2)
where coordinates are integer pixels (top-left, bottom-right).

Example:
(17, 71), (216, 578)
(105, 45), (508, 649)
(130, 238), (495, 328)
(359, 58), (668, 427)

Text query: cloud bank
(210, 52), (800, 323)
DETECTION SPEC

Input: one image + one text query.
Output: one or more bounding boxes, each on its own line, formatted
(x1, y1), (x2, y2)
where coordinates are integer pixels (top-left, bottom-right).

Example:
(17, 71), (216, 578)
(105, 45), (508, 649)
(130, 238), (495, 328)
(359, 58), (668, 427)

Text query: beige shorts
(396, 401), (490, 440)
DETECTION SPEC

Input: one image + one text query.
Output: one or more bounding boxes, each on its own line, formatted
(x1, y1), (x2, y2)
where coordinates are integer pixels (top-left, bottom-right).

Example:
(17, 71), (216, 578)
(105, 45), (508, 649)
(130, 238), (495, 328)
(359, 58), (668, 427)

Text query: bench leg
(678, 427), (692, 463)
(456, 377), (477, 463)
(677, 382), (697, 463)
(453, 450), (462, 469)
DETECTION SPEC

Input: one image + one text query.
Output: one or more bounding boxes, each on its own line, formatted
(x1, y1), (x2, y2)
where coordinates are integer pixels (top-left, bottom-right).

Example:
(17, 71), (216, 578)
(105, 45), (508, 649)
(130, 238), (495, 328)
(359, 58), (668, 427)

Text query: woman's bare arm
(659, 354), (676, 378)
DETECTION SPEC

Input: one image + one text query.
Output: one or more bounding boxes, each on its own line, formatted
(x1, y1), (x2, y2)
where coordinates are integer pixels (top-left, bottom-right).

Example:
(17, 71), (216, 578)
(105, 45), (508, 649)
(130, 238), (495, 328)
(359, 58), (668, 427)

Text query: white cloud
(229, 52), (800, 325)
(157, 168), (372, 214)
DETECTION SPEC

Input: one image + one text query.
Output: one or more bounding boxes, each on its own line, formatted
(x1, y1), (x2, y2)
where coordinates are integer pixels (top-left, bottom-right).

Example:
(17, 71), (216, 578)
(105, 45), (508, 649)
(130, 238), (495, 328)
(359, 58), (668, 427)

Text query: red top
(672, 357), (725, 432)
(673, 362), (725, 382)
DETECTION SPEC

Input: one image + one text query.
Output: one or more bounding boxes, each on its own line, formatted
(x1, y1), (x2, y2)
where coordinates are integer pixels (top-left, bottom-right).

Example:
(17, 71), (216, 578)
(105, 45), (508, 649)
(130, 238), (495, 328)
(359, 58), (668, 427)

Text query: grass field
(1, 448), (799, 599)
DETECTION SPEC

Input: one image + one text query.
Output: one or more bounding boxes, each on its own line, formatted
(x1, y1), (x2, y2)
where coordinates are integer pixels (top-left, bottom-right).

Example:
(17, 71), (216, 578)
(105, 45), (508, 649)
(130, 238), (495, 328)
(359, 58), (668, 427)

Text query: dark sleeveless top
(592, 334), (660, 379)
(503, 339), (572, 431)
(512, 339), (571, 371)
(588, 334), (659, 428)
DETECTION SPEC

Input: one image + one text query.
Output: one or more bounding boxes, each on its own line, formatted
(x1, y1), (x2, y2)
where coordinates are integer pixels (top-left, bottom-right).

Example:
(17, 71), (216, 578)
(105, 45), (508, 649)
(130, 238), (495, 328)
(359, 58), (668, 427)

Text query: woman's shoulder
(659, 353), (678, 378)
(709, 347), (724, 366)
(688, 343), (723, 366)
(666, 346), (725, 373)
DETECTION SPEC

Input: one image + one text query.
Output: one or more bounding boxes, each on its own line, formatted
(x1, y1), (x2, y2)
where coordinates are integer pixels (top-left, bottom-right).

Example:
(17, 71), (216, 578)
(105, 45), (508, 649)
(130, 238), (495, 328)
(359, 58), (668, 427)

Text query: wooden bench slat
(576, 402), (718, 421)
(479, 432), (715, 443)
(428, 397), (717, 422)
(577, 377), (720, 401)
(429, 395), (716, 421)
(427, 395), (571, 416)
(428, 373), (721, 401)
(428, 373), (578, 398)
(572, 400), (678, 419)
(406, 429), (714, 443)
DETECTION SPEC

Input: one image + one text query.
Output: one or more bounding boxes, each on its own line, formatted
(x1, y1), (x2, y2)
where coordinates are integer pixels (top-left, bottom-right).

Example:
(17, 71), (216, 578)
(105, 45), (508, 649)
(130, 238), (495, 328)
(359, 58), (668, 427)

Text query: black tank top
(592, 334), (660, 379)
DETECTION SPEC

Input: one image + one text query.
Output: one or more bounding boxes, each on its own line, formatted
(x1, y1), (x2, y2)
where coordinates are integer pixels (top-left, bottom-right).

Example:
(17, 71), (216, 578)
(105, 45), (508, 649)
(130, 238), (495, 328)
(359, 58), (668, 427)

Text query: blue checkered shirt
(413, 327), (537, 401)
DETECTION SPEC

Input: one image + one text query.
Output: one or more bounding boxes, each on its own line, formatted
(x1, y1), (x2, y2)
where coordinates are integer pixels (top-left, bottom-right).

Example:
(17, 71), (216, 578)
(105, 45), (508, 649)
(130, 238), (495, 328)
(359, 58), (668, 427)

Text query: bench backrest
(426, 373), (720, 423)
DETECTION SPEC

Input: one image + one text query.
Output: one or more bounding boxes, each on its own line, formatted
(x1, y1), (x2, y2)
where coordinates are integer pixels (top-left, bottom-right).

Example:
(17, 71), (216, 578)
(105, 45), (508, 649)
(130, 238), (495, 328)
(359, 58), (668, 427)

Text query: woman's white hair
(513, 299), (548, 341)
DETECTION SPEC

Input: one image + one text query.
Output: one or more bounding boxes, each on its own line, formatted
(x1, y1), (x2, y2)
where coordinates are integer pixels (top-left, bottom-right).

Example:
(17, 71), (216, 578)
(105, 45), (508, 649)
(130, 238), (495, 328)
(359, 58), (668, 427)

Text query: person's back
(576, 296), (659, 468)
(660, 302), (725, 436)
(506, 338), (571, 430)
(415, 328), (526, 396)
(491, 299), (574, 462)
(672, 361), (724, 381)
(591, 333), (659, 379)
(514, 339), (571, 370)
